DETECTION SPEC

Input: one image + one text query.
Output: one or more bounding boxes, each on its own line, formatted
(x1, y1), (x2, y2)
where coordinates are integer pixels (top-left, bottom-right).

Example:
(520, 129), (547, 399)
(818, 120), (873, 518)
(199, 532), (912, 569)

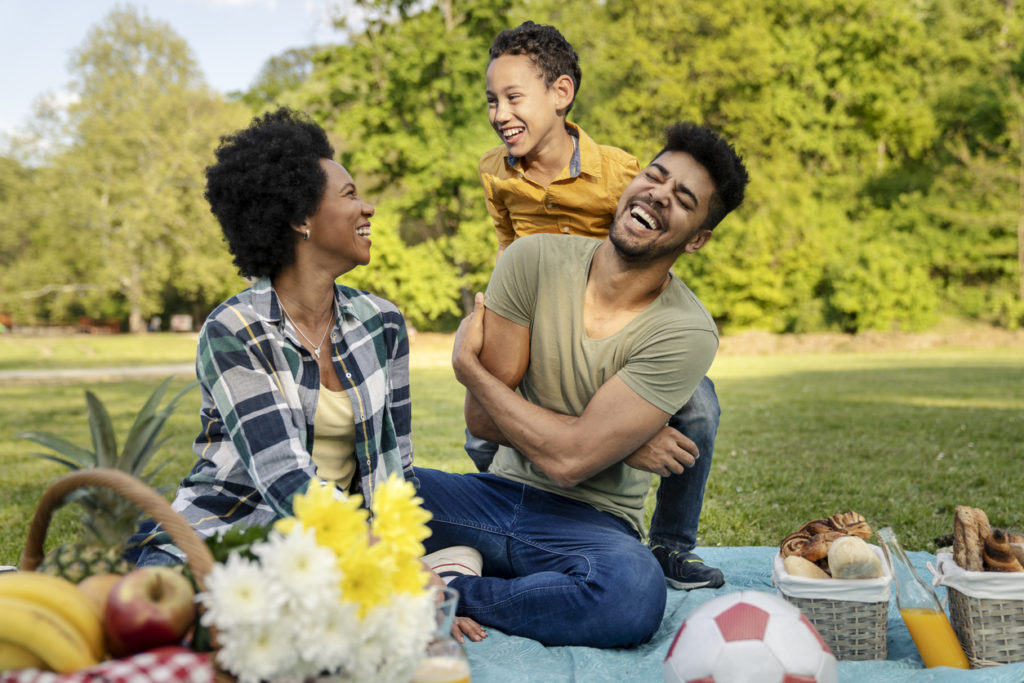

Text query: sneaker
(422, 546), (483, 585)
(651, 545), (725, 590)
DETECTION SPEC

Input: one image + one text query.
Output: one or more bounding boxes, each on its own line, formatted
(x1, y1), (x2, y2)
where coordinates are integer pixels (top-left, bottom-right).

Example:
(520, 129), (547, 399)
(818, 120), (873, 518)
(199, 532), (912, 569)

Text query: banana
(0, 572), (105, 659)
(0, 639), (48, 671)
(0, 596), (98, 673)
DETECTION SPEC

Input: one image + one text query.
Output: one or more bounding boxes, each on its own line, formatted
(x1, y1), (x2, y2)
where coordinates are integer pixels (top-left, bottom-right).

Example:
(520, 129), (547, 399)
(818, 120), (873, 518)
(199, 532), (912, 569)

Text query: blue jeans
(464, 376), (720, 554)
(416, 467), (666, 647)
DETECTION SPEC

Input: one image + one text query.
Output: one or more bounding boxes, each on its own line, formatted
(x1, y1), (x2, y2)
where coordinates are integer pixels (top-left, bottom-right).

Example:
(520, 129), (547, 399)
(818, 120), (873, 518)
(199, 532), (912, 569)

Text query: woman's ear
(292, 220), (311, 241)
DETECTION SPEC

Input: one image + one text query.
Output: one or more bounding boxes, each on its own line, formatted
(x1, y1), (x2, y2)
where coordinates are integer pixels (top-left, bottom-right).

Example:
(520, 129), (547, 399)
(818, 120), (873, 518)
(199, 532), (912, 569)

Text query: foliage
(2, 0), (1024, 331)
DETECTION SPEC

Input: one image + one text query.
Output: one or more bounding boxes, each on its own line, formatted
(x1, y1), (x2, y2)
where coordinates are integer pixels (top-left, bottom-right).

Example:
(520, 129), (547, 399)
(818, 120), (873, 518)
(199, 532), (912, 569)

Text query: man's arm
(455, 293), (684, 488)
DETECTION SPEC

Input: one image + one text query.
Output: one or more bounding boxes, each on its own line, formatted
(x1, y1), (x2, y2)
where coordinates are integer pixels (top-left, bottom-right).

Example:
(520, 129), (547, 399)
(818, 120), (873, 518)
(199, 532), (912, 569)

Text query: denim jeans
(463, 376), (720, 554)
(416, 467), (666, 647)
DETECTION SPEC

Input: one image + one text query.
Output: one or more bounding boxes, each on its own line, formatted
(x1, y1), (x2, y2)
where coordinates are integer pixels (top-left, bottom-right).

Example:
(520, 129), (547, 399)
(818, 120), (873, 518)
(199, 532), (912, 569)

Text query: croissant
(983, 529), (1024, 572)
(780, 531), (813, 559)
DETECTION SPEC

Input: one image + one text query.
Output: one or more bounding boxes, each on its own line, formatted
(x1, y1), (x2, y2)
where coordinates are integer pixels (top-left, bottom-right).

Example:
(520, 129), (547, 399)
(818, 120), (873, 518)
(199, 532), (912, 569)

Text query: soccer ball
(663, 590), (837, 683)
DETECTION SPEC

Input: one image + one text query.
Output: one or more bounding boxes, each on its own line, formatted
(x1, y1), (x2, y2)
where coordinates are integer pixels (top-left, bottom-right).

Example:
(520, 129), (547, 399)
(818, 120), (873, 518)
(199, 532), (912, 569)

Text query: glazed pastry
(826, 511), (873, 540)
(982, 529), (1024, 572)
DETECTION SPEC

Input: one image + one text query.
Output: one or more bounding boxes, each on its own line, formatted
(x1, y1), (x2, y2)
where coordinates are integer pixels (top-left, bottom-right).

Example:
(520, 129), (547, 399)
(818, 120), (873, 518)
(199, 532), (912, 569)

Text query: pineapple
(18, 376), (196, 582)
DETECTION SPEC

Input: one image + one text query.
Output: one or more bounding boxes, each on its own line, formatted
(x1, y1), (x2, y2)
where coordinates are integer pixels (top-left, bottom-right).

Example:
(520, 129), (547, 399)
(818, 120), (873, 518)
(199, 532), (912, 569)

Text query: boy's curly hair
(489, 21), (582, 114)
(205, 107), (334, 279)
(656, 122), (750, 231)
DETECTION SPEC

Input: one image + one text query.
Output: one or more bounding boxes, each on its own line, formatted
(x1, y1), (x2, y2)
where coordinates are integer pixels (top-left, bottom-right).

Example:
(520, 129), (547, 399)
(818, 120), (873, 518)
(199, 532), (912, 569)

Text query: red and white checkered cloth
(0, 646), (215, 683)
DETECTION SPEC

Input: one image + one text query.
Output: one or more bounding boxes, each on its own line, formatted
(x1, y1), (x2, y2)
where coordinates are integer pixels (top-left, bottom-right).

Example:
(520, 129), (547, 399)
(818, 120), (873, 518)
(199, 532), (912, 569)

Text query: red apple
(103, 567), (196, 657)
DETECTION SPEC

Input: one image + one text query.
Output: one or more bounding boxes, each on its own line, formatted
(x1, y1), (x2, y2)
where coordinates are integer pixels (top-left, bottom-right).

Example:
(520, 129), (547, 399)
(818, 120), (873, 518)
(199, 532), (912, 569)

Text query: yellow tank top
(312, 385), (357, 490)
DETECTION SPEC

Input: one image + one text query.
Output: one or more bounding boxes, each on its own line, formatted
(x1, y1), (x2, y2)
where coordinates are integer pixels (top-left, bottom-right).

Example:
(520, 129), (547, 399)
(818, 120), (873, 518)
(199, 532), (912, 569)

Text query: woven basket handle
(19, 468), (214, 589)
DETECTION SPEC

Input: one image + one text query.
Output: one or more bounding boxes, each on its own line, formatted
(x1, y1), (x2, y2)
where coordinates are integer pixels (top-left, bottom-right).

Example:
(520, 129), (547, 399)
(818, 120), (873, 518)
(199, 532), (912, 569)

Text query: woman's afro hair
(205, 107), (334, 279)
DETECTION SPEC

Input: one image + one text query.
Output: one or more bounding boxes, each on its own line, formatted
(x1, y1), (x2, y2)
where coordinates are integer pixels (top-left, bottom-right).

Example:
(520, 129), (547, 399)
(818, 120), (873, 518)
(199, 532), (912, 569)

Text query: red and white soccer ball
(664, 590), (838, 683)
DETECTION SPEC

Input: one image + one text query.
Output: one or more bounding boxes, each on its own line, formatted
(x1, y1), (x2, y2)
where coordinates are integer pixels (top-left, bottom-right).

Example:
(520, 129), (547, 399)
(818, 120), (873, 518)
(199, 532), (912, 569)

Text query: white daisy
(198, 553), (285, 629)
(254, 526), (341, 610)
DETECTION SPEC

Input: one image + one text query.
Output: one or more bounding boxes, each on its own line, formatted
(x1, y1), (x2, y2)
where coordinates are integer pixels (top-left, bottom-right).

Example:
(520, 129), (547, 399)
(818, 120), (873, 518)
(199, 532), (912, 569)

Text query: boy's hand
(452, 292), (486, 382)
(453, 616), (488, 643)
(624, 425), (698, 475)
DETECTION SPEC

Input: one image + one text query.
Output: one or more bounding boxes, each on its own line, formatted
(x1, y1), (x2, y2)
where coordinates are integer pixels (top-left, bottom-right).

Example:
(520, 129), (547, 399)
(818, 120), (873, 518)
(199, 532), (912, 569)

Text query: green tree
(23, 6), (249, 331)
(292, 0), (512, 324)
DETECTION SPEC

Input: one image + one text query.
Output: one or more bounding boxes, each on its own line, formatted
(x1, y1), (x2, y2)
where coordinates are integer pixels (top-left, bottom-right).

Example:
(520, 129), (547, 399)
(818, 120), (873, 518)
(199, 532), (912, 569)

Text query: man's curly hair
(205, 107), (334, 279)
(489, 21), (582, 114)
(655, 122), (750, 231)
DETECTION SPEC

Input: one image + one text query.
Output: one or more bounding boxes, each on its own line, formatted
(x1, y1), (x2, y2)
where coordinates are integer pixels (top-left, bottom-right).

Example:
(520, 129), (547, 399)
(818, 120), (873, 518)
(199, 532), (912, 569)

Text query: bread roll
(953, 506), (989, 571)
(828, 535), (884, 579)
(784, 555), (831, 579)
(983, 529), (1024, 572)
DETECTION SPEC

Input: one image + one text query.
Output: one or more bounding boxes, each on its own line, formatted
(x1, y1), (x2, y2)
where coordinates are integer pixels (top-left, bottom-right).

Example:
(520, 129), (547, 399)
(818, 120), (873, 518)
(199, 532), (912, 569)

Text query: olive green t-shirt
(485, 234), (719, 536)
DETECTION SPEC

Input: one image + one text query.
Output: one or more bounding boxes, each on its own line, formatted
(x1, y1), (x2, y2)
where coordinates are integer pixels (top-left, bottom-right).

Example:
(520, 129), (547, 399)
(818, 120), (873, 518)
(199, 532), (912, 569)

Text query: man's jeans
(464, 376), (721, 553)
(416, 467), (666, 648)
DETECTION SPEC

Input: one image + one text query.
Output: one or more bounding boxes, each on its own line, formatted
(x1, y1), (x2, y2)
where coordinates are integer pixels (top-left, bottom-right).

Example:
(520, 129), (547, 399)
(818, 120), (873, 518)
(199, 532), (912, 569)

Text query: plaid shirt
(131, 278), (412, 560)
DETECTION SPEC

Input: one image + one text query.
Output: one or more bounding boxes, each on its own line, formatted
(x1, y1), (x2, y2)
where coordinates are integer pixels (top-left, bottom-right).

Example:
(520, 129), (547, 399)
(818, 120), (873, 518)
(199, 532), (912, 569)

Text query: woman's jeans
(416, 467), (666, 648)
(464, 376), (721, 554)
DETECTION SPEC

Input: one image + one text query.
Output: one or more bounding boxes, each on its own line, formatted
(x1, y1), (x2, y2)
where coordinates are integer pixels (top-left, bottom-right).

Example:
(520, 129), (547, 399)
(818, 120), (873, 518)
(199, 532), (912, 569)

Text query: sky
(0, 0), (344, 135)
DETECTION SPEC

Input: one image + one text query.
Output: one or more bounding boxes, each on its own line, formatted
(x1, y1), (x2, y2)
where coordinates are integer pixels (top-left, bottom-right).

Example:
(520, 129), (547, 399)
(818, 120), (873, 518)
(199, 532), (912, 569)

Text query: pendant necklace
(278, 295), (334, 360)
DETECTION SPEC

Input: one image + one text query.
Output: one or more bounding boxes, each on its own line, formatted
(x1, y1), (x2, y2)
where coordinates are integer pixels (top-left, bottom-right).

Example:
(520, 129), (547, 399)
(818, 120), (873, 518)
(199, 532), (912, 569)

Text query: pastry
(953, 506), (989, 571)
(1010, 543), (1024, 568)
(826, 511), (873, 540)
(784, 555), (831, 579)
(828, 535), (884, 579)
(800, 531), (846, 563)
(982, 529), (1024, 572)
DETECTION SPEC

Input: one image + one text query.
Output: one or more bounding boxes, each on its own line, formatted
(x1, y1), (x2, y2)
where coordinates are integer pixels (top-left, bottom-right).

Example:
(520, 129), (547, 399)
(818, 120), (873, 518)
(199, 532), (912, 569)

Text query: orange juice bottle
(878, 527), (969, 669)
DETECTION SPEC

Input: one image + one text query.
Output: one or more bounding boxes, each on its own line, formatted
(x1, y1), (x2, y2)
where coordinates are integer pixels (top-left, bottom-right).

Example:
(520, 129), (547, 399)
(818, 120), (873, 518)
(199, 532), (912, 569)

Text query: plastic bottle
(877, 526), (969, 669)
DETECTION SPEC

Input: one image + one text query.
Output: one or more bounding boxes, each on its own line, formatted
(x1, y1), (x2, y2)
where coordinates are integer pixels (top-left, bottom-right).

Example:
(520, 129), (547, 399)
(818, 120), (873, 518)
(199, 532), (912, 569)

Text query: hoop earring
(304, 229), (310, 241)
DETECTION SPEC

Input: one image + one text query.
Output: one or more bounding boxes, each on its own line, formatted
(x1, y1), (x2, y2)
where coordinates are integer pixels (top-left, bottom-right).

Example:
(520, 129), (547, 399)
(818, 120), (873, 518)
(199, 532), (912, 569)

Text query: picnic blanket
(463, 546), (1024, 682)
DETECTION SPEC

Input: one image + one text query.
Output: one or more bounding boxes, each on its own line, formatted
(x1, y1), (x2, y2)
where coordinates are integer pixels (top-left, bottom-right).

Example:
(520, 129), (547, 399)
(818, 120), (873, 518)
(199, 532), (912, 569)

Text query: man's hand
(452, 292), (486, 384)
(624, 425), (699, 476)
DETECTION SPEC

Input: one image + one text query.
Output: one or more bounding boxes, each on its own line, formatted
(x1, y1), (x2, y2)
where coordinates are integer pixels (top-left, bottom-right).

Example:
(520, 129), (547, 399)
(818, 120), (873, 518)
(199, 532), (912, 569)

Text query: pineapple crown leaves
(17, 375), (198, 484)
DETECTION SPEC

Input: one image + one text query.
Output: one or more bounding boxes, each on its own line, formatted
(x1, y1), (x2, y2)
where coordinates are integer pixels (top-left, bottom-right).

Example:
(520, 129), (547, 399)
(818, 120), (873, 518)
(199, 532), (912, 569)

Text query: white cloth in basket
(932, 552), (1024, 601)
(771, 546), (891, 603)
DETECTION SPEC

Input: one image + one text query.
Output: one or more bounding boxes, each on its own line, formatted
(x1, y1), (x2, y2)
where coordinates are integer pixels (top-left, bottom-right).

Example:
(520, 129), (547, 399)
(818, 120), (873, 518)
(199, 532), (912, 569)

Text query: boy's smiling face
(486, 53), (573, 162)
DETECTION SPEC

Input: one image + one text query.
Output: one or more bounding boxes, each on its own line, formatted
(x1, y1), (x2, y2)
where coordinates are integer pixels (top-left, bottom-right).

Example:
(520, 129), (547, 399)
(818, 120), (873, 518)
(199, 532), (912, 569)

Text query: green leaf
(16, 432), (97, 468)
(85, 391), (117, 468)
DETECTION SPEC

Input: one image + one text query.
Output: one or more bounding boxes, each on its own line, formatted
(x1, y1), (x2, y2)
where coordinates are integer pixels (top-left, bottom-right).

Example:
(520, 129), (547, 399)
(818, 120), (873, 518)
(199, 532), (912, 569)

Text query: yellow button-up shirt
(478, 122), (640, 248)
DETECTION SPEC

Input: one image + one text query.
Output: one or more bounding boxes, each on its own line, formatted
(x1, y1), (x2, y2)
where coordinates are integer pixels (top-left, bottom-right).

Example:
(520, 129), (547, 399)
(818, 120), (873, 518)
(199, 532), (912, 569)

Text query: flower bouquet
(197, 475), (437, 683)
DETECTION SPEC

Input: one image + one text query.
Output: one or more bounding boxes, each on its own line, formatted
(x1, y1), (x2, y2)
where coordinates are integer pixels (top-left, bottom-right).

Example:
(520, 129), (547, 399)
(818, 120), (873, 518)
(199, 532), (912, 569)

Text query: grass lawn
(1, 332), (1022, 565)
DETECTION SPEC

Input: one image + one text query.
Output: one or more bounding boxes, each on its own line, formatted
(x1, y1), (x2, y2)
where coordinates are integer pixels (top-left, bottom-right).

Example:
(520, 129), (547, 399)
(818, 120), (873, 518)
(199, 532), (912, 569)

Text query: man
(417, 121), (749, 648)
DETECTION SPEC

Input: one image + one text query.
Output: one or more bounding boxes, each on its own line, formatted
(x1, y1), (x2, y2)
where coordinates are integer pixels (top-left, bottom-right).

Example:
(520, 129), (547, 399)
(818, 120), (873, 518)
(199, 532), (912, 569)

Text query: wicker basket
(948, 587), (1024, 667)
(18, 468), (232, 682)
(782, 594), (888, 661)
(771, 549), (890, 661)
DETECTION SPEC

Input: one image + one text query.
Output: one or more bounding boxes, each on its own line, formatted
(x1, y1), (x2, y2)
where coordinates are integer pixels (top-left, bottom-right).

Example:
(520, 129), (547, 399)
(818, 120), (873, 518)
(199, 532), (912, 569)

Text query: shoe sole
(664, 576), (724, 591)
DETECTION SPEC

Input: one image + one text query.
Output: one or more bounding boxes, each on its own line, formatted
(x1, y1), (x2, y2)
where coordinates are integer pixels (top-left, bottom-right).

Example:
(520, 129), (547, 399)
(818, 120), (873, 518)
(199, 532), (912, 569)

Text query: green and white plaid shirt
(130, 277), (413, 560)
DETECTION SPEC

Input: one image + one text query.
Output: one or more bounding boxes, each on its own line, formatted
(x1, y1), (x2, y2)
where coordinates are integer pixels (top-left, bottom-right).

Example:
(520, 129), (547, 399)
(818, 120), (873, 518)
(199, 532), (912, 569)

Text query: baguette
(953, 506), (989, 571)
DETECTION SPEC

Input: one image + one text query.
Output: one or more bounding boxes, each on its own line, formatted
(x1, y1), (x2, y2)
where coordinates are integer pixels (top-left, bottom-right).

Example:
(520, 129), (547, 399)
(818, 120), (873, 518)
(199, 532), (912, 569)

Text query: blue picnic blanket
(463, 547), (1024, 682)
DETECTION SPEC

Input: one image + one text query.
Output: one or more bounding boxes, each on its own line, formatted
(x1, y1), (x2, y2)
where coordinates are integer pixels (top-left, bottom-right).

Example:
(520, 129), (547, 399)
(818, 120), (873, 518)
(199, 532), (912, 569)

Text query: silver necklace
(278, 295), (333, 360)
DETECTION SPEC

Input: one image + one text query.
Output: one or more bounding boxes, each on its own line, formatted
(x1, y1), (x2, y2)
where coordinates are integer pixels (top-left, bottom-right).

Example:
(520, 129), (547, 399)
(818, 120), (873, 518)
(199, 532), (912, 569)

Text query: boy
(470, 21), (725, 590)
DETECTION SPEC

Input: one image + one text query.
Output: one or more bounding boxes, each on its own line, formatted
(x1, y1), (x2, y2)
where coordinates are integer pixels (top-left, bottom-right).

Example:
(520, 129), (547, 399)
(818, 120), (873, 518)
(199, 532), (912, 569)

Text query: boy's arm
(479, 158), (516, 252)
(456, 294), (693, 488)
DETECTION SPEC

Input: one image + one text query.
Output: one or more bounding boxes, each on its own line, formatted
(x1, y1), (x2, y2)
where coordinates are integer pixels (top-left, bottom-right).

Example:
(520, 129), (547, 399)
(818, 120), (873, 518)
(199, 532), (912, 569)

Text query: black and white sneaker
(651, 545), (725, 590)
